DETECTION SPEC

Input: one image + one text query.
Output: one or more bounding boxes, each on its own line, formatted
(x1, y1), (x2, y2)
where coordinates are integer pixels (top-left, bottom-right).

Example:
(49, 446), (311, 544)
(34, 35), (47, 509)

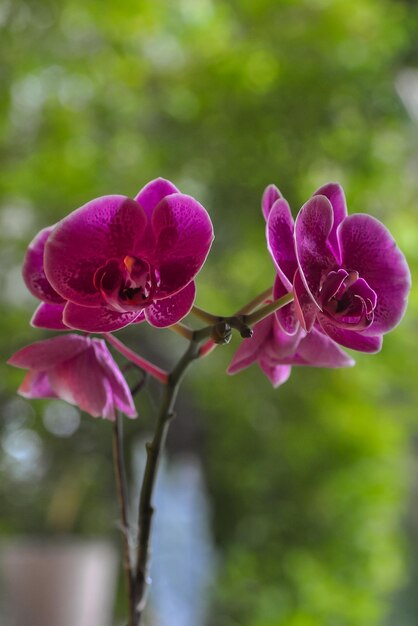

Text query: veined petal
(259, 360), (292, 387)
(320, 308), (373, 331)
(93, 340), (137, 418)
(135, 177), (179, 220)
(48, 347), (115, 419)
(8, 335), (89, 370)
(262, 184), (282, 221)
(293, 269), (318, 332)
(313, 183), (347, 262)
(151, 193), (214, 295)
(45, 196), (148, 306)
(64, 301), (141, 332)
(23, 226), (65, 304)
(267, 198), (296, 289)
(337, 214), (411, 335)
(273, 274), (299, 336)
(318, 314), (383, 353)
(286, 327), (355, 367)
(18, 371), (58, 399)
(319, 269), (349, 305)
(133, 311), (146, 324)
(294, 195), (337, 306)
(145, 281), (196, 327)
(31, 302), (68, 330)
(227, 316), (272, 374)
(270, 322), (303, 359)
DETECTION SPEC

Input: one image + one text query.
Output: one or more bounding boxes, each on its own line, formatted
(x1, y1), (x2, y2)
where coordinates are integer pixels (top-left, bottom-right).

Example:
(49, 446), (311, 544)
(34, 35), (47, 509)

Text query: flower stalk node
(211, 321), (233, 344)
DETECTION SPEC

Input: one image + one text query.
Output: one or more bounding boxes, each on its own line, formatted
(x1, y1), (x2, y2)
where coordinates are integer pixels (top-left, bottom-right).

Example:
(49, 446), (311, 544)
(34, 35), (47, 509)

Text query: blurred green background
(1, 0), (418, 624)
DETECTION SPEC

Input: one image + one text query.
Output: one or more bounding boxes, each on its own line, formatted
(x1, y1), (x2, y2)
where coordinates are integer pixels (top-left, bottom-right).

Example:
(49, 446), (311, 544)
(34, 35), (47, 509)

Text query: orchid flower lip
(316, 266), (378, 330)
(92, 255), (161, 313)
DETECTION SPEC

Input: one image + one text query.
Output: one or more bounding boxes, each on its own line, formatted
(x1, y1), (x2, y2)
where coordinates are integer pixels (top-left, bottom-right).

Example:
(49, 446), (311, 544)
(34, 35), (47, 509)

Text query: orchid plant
(8, 177), (411, 626)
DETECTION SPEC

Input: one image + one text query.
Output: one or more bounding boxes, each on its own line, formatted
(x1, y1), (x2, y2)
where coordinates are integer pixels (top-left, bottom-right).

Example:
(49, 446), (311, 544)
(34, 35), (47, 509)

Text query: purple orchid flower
(293, 184), (411, 352)
(228, 312), (354, 387)
(23, 178), (214, 332)
(226, 184), (354, 386)
(8, 334), (137, 420)
(264, 182), (411, 353)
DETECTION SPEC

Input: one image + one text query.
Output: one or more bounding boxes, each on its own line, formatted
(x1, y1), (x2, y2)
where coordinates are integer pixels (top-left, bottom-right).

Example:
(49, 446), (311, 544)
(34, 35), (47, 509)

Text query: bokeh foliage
(1, 0), (418, 624)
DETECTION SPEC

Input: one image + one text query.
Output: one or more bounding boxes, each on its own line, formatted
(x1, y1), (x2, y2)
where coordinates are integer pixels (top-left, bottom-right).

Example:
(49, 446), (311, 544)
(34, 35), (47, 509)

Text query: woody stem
(134, 334), (204, 624)
(112, 412), (135, 626)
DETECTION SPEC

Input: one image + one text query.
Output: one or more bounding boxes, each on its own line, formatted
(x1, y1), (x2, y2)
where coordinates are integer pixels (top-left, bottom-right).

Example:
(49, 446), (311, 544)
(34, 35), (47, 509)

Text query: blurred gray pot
(0, 539), (118, 626)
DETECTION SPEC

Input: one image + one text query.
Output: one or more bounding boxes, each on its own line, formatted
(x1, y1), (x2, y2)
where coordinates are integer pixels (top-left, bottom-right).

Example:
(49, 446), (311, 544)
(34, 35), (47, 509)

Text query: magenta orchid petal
(90, 340), (137, 418)
(318, 314), (383, 353)
(267, 198), (297, 289)
(350, 278), (378, 312)
(259, 360), (291, 388)
(229, 315), (303, 387)
(64, 301), (142, 333)
(227, 316), (272, 375)
(319, 269), (349, 305)
(286, 327), (355, 367)
(318, 275), (377, 331)
(319, 309), (372, 332)
(135, 177), (180, 219)
(228, 311), (354, 386)
(151, 193), (214, 295)
(145, 281), (196, 328)
(156, 259), (201, 298)
(31, 302), (68, 330)
(295, 194), (338, 305)
(270, 321), (304, 358)
(45, 196), (148, 307)
(313, 183), (347, 262)
(48, 349), (114, 419)
(337, 214), (411, 335)
(8, 334), (88, 370)
(9, 336), (87, 370)
(19, 370), (58, 399)
(23, 226), (65, 304)
(262, 184), (282, 221)
(9, 335), (137, 420)
(293, 269), (318, 332)
(273, 274), (299, 335)
(133, 311), (146, 324)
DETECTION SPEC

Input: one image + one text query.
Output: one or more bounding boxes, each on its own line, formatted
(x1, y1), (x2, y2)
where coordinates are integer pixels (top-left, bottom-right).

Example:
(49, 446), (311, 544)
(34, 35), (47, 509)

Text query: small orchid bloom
(294, 184), (411, 352)
(264, 182), (411, 353)
(23, 178), (214, 332)
(228, 313), (354, 387)
(8, 334), (137, 420)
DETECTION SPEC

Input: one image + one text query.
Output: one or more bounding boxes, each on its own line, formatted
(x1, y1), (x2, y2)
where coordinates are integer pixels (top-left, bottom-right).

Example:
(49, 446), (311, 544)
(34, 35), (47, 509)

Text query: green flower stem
(191, 285), (272, 325)
(191, 305), (221, 325)
(170, 322), (194, 341)
(112, 412), (135, 626)
(105, 333), (169, 384)
(235, 286), (273, 314)
(244, 292), (294, 326)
